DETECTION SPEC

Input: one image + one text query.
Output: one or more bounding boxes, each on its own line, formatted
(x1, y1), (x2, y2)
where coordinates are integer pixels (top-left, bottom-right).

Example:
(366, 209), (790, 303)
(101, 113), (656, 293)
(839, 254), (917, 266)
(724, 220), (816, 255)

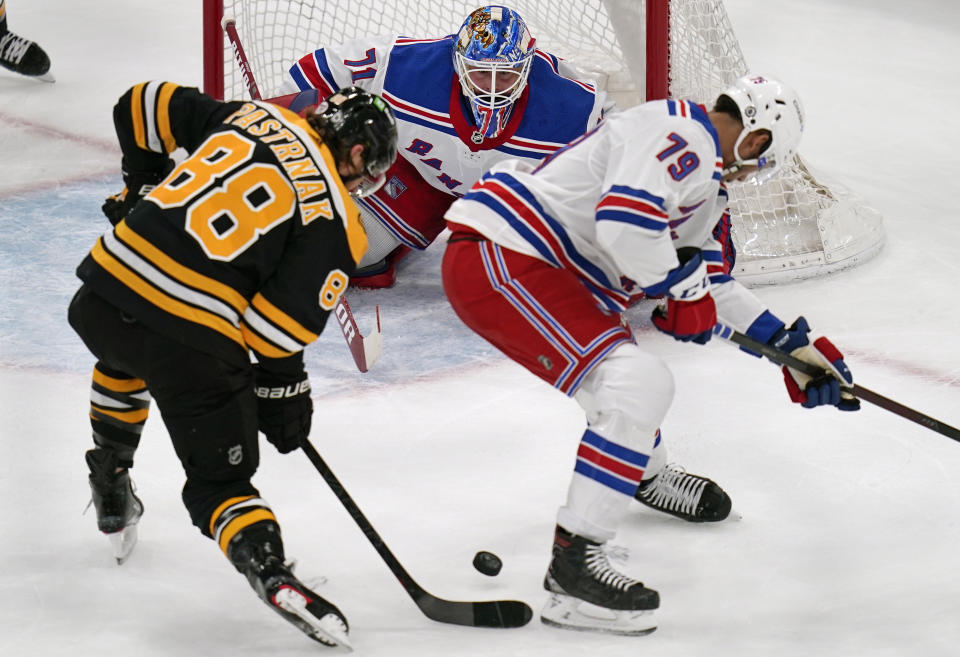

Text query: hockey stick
(714, 324), (960, 442)
(222, 17), (383, 373)
(332, 295), (382, 373)
(300, 438), (533, 628)
(221, 17), (261, 100)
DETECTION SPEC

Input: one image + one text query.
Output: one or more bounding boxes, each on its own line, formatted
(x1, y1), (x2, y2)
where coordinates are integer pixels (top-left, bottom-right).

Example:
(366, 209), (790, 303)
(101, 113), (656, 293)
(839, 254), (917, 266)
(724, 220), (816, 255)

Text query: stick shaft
(222, 17), (262, 100)
(299, 439), (533, 628)
(221, 18), (379, 373)
(300, 439), (423, 597)
(726, 329), (960, 442)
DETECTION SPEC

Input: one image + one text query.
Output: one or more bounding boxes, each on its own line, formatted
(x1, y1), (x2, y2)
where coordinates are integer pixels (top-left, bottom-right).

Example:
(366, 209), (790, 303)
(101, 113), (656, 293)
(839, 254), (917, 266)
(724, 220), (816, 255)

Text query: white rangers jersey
(283, 33), (610, 257)
(445, 98), (770, 332)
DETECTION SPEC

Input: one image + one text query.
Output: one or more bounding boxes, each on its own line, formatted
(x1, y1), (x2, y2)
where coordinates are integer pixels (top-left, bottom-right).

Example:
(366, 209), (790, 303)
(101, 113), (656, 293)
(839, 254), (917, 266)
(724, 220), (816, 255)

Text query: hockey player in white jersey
(275, 4), (738, 529)
(279, 5), (612, 288)
(442, 74), (859, 635)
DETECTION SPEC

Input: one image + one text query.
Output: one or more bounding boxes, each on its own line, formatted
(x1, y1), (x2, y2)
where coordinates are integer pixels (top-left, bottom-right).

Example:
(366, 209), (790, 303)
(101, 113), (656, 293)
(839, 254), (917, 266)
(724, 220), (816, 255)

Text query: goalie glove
(254, 359), (313, 454)
(769, 317), (860, 411)
(650, 248), (716, 345)
(101, 168), (165, 225)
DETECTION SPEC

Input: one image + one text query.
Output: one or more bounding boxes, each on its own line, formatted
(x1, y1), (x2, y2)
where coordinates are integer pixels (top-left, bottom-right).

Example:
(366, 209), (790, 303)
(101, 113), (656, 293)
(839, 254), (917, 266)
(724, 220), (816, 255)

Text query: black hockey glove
(101, 169), (165, 225)
(253, 362), (313, 454)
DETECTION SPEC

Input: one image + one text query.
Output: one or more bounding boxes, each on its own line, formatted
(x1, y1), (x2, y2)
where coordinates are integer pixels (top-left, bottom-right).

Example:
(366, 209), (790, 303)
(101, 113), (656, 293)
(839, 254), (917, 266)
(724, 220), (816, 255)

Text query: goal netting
(202, 0), (884, 285)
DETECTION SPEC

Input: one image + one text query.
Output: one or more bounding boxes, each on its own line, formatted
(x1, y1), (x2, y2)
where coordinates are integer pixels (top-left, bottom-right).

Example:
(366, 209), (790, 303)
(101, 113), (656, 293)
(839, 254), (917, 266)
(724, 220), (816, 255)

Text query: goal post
(202, 0), (884, 285)
(202, 0), (226, 101)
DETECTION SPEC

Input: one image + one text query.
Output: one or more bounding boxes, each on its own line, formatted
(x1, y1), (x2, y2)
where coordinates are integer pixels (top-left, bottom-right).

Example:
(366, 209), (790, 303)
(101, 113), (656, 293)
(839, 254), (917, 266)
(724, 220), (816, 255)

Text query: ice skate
(85, 448), (143, 565)
(228, 526), (351, 649)
(0, 30), (53, 80)
(541, 525), (658, 636)
(635, 463), (731, 522)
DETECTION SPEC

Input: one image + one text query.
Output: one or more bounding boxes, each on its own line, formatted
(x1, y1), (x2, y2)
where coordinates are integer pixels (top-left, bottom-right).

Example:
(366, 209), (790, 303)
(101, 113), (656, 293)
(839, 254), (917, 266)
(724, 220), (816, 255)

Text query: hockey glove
(254, 363), (313, 454)
(769, 317), (860, 411)
(102, 169), (165, 225)
(650, 248), (716, 345)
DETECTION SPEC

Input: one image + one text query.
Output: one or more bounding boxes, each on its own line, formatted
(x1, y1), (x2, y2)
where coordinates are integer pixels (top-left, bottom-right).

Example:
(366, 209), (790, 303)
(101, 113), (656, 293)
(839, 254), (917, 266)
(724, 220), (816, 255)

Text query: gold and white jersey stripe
(128, 81), (181, 154)
(91, 227), (248, 348)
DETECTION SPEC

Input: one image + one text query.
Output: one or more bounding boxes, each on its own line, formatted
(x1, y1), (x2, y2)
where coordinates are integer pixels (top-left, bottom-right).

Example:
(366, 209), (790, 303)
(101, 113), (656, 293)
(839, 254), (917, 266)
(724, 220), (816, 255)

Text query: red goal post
(202, 0), (884, 286)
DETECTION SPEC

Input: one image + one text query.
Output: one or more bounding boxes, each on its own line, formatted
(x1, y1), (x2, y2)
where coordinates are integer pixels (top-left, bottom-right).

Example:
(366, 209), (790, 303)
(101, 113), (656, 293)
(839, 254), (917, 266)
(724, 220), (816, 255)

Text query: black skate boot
(0, 30), (52, 79)
(541, 525), (659, 635)
(635, 463), (732, 522)
(227, 523), (351, 649)
(86, 448), (143, 564)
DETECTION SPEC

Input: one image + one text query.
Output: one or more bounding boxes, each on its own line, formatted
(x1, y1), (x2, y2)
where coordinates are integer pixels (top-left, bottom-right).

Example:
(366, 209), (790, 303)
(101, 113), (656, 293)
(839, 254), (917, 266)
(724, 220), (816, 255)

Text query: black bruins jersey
(77, 81), (368, 368)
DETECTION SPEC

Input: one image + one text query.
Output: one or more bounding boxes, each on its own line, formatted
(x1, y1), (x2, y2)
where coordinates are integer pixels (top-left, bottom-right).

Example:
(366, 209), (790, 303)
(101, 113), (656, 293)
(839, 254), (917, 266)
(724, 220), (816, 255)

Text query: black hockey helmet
(307, 86), (398, 197)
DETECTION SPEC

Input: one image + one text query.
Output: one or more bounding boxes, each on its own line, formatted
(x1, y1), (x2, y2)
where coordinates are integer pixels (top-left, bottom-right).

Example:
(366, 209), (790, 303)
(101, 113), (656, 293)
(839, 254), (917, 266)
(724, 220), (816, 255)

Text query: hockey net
(203, 0), (884, 285)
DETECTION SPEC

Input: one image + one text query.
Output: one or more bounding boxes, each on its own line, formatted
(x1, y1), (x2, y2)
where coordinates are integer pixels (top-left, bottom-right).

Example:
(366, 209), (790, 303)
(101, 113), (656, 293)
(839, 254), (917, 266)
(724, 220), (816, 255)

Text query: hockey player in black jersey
(68, 81), (397, 648)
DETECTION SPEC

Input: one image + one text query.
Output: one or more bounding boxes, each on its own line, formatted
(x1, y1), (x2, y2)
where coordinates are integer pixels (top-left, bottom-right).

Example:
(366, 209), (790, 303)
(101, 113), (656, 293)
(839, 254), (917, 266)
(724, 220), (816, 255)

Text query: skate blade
(274, 587), (352, 650)
(36, 72), (55, 82)
(107, 525), (138, 565)
(540, 593), (657, 636)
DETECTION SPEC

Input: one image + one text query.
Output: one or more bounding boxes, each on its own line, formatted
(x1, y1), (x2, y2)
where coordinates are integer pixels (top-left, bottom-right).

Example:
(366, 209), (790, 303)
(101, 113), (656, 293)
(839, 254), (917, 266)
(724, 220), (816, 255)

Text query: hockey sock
(89, 363), (151, 468)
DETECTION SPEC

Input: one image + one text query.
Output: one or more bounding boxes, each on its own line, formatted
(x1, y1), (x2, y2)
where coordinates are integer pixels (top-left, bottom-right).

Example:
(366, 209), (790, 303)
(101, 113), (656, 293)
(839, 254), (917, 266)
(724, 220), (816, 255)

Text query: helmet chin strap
(722, 127), (759, 178)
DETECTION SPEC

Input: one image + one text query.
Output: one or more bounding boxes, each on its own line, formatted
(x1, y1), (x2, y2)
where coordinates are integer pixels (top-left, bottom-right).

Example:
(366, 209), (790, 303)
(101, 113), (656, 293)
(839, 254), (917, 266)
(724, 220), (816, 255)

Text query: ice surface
(2, 1), (959, 655)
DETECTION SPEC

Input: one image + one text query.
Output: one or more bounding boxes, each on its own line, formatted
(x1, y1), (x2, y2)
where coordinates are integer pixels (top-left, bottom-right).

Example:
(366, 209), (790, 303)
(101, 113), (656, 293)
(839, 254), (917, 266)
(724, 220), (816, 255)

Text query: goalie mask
(721, 74), (804, 183)
(308, 86), (398, 197)
(454, 6), (536, 141)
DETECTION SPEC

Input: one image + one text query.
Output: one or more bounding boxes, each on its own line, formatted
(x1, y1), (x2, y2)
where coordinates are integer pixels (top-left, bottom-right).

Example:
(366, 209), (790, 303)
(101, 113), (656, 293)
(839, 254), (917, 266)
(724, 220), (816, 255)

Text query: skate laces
(0, 32), (32, 65)
(639, 464), (707, 516)
(583, 543), (637, 592)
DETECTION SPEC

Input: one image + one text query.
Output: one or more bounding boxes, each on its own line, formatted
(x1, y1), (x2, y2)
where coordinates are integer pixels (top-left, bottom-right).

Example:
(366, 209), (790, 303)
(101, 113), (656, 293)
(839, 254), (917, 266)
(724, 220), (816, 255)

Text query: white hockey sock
(641, 430), (667, 481)
(557, 419), (659, 542)
(561, 343), (675, 540)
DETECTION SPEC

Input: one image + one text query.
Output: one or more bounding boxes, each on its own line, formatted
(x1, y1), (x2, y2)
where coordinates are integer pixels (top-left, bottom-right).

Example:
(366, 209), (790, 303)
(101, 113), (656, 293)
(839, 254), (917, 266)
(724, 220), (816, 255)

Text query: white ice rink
(2, 1), (959, 655)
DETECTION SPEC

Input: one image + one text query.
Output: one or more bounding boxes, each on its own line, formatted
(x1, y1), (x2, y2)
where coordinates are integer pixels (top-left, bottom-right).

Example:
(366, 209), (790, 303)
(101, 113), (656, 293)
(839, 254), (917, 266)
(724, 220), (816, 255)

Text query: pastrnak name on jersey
(224, 102), (339, 226)
(76, 82), (365, 371)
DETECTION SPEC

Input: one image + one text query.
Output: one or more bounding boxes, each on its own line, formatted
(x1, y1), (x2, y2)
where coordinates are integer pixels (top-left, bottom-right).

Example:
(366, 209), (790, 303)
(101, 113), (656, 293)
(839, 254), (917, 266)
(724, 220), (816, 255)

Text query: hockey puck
(472, 550), (503, 576)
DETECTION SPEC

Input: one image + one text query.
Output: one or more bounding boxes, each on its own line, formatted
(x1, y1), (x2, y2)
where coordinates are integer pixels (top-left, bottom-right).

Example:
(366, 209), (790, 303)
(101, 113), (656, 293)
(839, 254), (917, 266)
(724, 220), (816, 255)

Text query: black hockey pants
(68, 284), (262, 536)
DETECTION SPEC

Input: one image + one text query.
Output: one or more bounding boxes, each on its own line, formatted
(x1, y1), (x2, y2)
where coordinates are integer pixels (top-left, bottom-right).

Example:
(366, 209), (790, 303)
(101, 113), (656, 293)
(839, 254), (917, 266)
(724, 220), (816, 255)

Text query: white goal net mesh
(212, 0), (884, 285)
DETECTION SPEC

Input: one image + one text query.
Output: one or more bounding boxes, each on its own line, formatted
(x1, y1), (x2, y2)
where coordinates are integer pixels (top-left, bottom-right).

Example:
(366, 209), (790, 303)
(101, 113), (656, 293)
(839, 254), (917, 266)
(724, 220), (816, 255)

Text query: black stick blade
(416, 596), (533, 628)
(301, 442), (534, 629)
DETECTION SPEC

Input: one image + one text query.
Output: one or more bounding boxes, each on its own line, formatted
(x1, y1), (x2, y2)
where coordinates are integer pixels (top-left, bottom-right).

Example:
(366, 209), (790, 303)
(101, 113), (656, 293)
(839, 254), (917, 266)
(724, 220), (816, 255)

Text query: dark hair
(712, 93), (772, 154)
(713, 94), (742, 122)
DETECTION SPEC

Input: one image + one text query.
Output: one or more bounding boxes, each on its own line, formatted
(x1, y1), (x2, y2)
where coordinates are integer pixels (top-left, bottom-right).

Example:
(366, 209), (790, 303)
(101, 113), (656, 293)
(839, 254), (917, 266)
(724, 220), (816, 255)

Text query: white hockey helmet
(721, 74), (804, 182)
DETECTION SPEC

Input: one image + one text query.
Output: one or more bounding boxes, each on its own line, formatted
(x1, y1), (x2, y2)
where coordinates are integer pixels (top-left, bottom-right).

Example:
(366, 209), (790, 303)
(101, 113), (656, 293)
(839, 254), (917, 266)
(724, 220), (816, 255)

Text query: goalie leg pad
(350, 244), (411, 289)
